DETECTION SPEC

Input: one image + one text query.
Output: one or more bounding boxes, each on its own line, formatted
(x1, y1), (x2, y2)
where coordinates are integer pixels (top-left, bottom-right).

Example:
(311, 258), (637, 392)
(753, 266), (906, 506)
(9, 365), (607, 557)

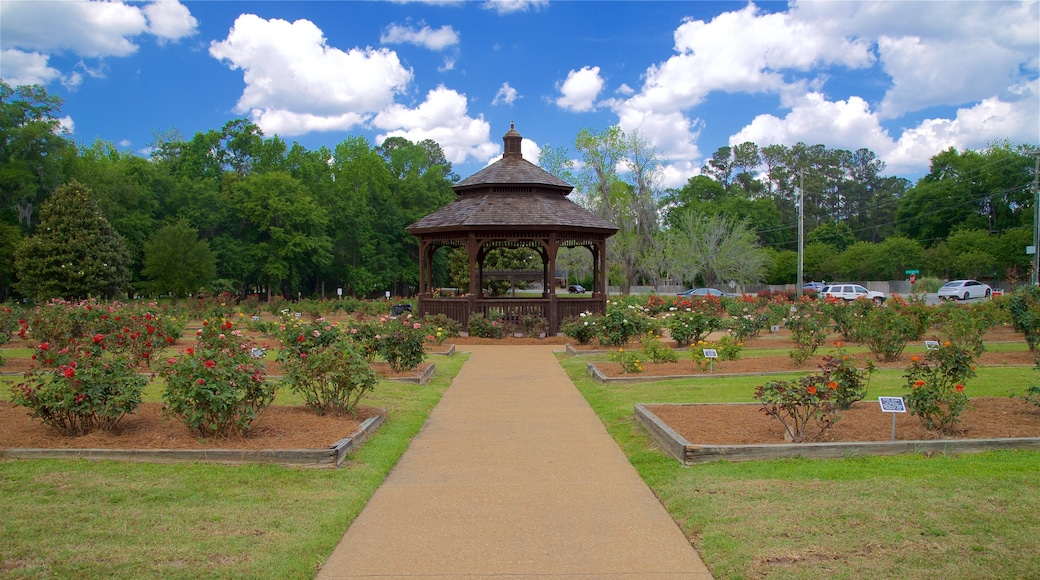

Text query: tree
(0, 81), (75, 228)
(225, 172), (333, 298)
(141, 221), (217, 304)
(664, 213), (767, 289)
(14, 181), (131, 300)
(573, 126), (661, 293)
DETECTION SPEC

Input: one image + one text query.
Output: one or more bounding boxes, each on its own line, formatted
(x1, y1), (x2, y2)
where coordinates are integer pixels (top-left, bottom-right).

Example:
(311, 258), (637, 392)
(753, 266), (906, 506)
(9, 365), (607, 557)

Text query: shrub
(158, 319), (275, 437)
(819, 343), (874, 410)
(518, 315), (548, 338)
(784, 297), (831, 364)
(714, 334), (744, 361)
(824, 298), (875, 343)
(561, 312), (600, 345)
(639, 331), (678, 363)
(856, 304), (919, 361)
(13, 336), (146, 436)
(935, 302), (997, 357)
(467, 311), (507, 338)
(754, 374), (840, 443)
(664, 308), (723, 346)
(420, 313), (463, 340)
(1004, 285), (1040, 351)
(598, 302), (648, 347)
(0, 305), (20, 366)
(374, 315), (428, 372)
(903, 344), (975, 434)
(278, 337), (377, 416)
(725, 297), (770, 341)
(608, 347), (644, 373)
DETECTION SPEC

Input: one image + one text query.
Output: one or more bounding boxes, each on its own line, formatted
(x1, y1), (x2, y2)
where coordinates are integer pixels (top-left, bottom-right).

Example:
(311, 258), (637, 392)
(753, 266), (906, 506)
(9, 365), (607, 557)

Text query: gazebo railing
(417, 296), (605, 334)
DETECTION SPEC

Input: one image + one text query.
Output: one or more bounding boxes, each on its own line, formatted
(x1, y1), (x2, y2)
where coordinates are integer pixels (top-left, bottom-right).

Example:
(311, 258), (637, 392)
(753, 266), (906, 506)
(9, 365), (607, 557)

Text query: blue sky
(2, 0), (1038, 187)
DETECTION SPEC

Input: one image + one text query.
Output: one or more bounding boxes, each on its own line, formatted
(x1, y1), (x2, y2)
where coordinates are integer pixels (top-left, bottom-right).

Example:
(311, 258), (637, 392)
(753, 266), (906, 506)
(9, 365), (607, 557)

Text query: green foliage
(724, 297), (770, 341)
(819, 344), (874, 409)
(904, 345), (975, 433)
(935, 301), (997, 356)
(856, 302), (920, 361)
(466, 311), (507, 338)
(276, 321), (377, 416)
(374, 314), (428, 372)
(824, 297), (873, 343)
(754, 374), (840, 443)
(714, 334), (744, 360)
(1004, 285), (1040, 351)
(14, 180), (131, 300)
(420, 313), (462, 344)
(608, 347), (644, 373)
(12, 336), (146, 435)
(639, 331), (679, 363)
(518, 314), (548, 337)
(141, 220), (216, 301)
(598, 301), (649, 347)
(664, 308), (724, 346)
(560, 311), (600, 344)
(784, 297), (831, 364)
(158, 318), (275, 437)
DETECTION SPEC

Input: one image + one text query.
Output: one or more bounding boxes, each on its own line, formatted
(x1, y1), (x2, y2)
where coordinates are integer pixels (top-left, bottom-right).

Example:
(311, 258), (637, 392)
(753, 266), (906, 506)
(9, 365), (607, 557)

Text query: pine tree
(14, 180), (131, 300)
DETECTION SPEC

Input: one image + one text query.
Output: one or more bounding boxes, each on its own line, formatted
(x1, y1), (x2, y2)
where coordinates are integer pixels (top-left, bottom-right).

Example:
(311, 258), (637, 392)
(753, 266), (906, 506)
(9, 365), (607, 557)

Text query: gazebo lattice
(406, 124), (617, 334)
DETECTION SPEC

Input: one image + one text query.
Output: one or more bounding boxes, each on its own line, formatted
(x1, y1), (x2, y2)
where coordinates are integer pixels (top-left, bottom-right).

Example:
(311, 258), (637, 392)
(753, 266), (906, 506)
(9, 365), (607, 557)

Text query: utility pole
(797, 169), (804, 297)
(1033, 153), (1040, 286)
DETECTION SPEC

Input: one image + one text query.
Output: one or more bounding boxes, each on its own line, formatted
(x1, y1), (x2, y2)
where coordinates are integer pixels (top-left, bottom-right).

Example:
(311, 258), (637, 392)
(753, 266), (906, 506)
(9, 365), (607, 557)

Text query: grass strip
(0, 353), (466, 579)
(558, 354), (1040, 579)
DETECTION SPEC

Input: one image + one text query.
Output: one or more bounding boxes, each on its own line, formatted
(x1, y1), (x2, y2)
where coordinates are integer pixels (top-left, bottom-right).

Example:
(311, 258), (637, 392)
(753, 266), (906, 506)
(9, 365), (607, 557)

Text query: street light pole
(797, 169), (804, 297)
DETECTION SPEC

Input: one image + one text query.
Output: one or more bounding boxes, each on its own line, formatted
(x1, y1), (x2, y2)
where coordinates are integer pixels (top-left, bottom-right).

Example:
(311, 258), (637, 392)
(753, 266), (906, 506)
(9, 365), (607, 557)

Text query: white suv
(822, 284), (886, 305)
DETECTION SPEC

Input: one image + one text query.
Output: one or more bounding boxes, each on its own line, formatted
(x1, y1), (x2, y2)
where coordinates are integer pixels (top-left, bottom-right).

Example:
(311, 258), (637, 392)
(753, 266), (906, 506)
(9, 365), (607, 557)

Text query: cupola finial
(503, 123), (522, 159)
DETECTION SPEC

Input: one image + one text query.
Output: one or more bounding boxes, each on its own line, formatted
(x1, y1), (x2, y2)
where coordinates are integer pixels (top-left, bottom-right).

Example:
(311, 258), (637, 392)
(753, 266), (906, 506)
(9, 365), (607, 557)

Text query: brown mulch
(0, 402), (383, 450)
(595, 349), (1037, 378)
(647, 398), (1040, 445)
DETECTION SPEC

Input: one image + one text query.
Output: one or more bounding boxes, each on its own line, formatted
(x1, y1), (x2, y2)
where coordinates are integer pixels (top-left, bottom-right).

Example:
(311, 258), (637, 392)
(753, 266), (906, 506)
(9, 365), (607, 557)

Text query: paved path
(317, 345), (713, 579)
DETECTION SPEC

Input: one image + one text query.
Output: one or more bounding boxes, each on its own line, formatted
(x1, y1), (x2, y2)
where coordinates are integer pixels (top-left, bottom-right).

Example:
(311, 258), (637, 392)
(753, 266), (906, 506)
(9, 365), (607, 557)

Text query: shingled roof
(407, 124), (618, 235)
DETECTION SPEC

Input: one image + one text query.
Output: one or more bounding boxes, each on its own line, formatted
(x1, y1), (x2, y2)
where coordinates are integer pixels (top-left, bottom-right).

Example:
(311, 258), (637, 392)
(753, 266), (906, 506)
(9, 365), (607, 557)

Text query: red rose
(807, 385), (817, 395)
(62, 367), (75, 379)
(92, 334), (104, 343)
(205, 360), (216, 368)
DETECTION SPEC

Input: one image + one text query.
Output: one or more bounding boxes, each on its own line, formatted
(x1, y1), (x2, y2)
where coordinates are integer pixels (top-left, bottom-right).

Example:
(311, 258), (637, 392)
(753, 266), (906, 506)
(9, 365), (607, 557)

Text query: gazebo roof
(407, 124), (617, 235)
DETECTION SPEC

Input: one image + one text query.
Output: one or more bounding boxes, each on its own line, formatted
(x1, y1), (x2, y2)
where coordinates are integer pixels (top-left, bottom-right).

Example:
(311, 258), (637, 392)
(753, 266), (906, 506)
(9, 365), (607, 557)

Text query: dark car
(568, 284), (586, 293)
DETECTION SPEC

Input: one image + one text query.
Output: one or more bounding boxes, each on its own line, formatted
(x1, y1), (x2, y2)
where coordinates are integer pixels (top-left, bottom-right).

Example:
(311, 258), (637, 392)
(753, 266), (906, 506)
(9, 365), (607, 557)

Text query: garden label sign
(878, 396), (907, 441)
(703, 348), (718, 373)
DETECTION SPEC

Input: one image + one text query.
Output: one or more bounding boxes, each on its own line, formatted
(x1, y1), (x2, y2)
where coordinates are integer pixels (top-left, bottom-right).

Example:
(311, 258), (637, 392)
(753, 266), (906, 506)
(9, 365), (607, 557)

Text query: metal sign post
(878, 396), (907, 441)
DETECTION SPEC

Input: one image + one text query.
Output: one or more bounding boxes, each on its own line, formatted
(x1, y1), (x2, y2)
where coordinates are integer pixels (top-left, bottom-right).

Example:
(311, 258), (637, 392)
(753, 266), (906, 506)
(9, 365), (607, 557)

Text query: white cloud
(58, 115), (74, 135)
(210, 14), (413, 134)
(555, 66), (603, 112)
(729, 84), (1040, 177)
(0, 1), (197, 86)
(482, 0), (549, 15)
(143, 0), (198, 41)
(373, 85), (498, 164)
(492, 82), (519, 106)
(380, 22), (459, 51)
(0, 49), (62, 86)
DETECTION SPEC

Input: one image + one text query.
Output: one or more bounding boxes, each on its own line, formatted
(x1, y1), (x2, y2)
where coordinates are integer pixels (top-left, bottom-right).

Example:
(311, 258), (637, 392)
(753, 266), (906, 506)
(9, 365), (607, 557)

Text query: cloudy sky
(2, 0), (1037, 187)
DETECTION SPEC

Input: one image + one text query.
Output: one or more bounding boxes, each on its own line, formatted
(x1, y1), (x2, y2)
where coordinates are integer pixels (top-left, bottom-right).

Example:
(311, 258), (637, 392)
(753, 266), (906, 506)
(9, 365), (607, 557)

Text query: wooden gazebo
(406, 124), (617, 334)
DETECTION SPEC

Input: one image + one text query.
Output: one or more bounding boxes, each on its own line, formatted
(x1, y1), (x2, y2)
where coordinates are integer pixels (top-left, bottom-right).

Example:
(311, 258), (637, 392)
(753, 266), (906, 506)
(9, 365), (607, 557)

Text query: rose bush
(158, 319), (275, 437)
(903, 343), (975, 434)
(13, 335), (146, 435)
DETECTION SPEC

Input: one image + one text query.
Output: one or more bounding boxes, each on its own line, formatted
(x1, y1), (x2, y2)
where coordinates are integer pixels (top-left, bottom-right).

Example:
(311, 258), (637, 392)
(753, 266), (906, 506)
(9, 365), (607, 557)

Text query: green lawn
(0, 354), (467, 579)
(558, 354), (1040, 579)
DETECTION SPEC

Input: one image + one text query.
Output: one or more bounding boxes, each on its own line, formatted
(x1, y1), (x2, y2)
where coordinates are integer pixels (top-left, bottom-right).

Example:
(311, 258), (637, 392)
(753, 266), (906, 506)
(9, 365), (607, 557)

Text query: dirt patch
(595, 349), (1037, 378)
(646, 398), (1040, 445)
(0, 402), (383, 450)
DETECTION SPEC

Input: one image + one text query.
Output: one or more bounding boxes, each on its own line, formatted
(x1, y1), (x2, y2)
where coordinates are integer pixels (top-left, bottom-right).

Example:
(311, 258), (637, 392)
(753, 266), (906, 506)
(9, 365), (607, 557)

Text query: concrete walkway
(317, 345), (713, 579)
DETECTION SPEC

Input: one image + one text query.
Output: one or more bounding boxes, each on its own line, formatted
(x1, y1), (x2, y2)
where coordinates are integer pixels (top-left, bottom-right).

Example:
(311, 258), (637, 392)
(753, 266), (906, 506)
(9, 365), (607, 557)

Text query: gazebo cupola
(406, 124), (617, 334)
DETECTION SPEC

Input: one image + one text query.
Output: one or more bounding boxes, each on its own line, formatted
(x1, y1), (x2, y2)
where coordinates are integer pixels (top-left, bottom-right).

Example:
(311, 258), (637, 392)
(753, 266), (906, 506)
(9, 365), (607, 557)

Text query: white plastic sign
(878, 396), (907, 413)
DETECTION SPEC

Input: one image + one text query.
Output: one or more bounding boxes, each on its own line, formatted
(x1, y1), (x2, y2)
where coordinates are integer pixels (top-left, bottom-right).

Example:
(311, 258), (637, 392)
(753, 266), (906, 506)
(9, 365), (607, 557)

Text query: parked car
(802, 281), (827, 293)
(822, 284), (886, 304)
(567, 284), (586, 294)
(937, 279), (992, 301)
(677, 287), (734, 298)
